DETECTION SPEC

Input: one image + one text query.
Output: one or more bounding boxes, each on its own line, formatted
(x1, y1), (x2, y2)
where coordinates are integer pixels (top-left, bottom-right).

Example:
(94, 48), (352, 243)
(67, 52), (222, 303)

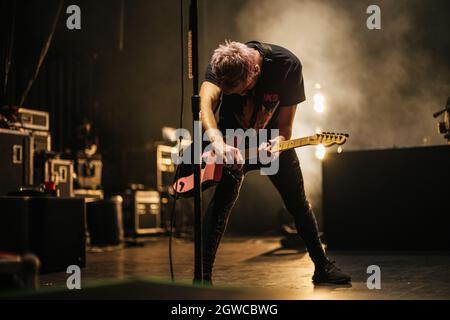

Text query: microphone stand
(433, 97), (450, 118)
(433, 105), (450, 118)
(188, 0), (203, 285)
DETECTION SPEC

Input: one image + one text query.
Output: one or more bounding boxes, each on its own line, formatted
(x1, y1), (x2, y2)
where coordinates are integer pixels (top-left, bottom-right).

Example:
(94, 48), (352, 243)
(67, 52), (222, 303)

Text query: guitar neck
(274, 136), (313, 152)
(243, 136), (314, 161)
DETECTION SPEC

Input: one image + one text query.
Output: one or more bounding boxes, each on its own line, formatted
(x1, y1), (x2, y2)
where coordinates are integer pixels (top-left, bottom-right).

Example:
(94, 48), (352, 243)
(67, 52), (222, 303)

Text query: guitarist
(199, 40), (351, 285)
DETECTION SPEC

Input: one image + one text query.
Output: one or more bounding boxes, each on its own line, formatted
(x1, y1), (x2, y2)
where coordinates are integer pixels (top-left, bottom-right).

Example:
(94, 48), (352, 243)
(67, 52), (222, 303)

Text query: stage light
(313, 93), (325, 113)
(315, 144), (326, 160)
(337, 146), (343, 154)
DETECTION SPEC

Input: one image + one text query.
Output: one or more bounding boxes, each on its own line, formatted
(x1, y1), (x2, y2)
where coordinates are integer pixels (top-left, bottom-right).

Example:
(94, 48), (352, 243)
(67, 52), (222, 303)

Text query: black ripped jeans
(202, 148), (328, 279)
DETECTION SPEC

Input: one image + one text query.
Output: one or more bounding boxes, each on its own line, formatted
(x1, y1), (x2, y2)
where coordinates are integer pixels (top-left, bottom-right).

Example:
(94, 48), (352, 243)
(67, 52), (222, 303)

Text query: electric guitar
(173, 132), (349, 197)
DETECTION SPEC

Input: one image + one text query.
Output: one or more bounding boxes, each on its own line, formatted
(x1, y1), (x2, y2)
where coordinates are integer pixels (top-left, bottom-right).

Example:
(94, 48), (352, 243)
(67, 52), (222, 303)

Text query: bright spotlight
(315, 144), (326, 160)
(313, 93), (325, 113)
(337, 146), (343, 154)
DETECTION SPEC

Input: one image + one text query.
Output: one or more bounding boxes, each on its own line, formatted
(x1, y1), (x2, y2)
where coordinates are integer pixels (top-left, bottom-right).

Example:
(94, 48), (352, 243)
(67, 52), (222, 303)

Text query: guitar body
(173, 161), (224, 197)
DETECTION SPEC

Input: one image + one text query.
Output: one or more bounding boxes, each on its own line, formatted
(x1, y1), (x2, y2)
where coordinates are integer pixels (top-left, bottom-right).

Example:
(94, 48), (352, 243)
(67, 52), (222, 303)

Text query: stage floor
(39, 237), (450, 300)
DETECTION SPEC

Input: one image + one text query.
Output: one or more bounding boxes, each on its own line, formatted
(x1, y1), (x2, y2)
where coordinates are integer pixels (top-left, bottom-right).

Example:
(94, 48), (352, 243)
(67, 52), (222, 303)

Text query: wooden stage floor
(36, 237), (450, 300)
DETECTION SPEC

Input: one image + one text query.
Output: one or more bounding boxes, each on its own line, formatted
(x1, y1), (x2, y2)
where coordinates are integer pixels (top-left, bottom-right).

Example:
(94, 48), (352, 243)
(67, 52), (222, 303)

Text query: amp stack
(0, 106), (74, 197)
(0, 107), (83, 273)
(121, 142), (179, 237)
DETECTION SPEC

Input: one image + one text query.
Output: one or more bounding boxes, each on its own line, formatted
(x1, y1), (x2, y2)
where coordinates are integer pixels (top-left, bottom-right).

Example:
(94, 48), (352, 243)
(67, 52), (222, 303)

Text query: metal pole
(188, 0), (203, 285)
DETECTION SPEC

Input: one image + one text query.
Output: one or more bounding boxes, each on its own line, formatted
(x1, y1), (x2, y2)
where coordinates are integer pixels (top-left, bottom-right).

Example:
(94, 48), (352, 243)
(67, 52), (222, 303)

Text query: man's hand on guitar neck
(258, 135), (285, 161)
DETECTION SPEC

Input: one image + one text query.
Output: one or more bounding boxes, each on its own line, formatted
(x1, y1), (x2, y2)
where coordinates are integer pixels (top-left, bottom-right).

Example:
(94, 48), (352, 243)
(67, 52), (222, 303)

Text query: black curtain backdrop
(0, 0), (190, 191)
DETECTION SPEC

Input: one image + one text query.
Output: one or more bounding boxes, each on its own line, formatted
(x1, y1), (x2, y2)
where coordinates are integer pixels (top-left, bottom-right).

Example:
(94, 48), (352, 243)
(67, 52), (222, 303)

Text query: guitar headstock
(311, 132), (349, 147)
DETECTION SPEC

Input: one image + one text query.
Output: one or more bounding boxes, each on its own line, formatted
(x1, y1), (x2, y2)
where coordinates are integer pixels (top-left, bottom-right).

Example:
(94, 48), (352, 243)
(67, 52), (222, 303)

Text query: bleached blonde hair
(210, 40), (256, 91)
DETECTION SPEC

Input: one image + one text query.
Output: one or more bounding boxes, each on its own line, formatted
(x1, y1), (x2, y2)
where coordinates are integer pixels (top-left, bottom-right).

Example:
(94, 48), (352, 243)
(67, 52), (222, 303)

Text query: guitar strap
(246, 41), (273, 63)
(245, 41), (272, 129)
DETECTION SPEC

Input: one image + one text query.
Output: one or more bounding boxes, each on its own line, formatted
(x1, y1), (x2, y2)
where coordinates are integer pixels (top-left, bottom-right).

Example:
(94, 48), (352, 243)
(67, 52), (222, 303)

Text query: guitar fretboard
(243, 136), (313, 161)
(274, 137), (311, 152)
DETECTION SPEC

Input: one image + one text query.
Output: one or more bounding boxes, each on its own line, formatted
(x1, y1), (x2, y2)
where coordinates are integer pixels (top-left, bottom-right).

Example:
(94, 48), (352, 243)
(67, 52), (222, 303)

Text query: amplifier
(0, 196), (86, 273)
(322, 145), (450, 250)
(30, 130), (51, 154)
(28, 130), (51, 185)
(9, 107), (49, 131)
(86, 196), (124, 247)
(123, 142), (175, 190)
(123, 190), (161, 236)
(0, 128), (31, 195)
(34, 158), (74, 197)
(76, 158), (102, 189)
(156, 144), (176, 192)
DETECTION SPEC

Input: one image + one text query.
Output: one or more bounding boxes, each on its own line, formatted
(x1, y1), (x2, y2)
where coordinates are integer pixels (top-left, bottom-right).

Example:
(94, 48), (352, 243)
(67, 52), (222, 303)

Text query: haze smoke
(235, 0), (450, 220)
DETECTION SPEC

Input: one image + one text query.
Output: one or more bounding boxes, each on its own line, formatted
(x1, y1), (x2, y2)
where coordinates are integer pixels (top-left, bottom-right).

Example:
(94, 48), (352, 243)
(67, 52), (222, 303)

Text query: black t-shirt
(204, 41), (306, 132)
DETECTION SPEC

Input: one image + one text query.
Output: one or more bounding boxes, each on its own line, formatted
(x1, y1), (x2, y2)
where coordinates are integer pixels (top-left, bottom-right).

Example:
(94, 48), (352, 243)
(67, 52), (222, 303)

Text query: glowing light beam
(313, 93), (325, 113)
(315, 144), (326, 160)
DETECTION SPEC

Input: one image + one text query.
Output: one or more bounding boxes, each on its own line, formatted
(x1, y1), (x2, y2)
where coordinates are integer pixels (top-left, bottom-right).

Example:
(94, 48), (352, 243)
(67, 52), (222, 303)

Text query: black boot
(203, 276), (213, 286)
(192, 277), (213, 286)
(313, 260), (351, 284)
